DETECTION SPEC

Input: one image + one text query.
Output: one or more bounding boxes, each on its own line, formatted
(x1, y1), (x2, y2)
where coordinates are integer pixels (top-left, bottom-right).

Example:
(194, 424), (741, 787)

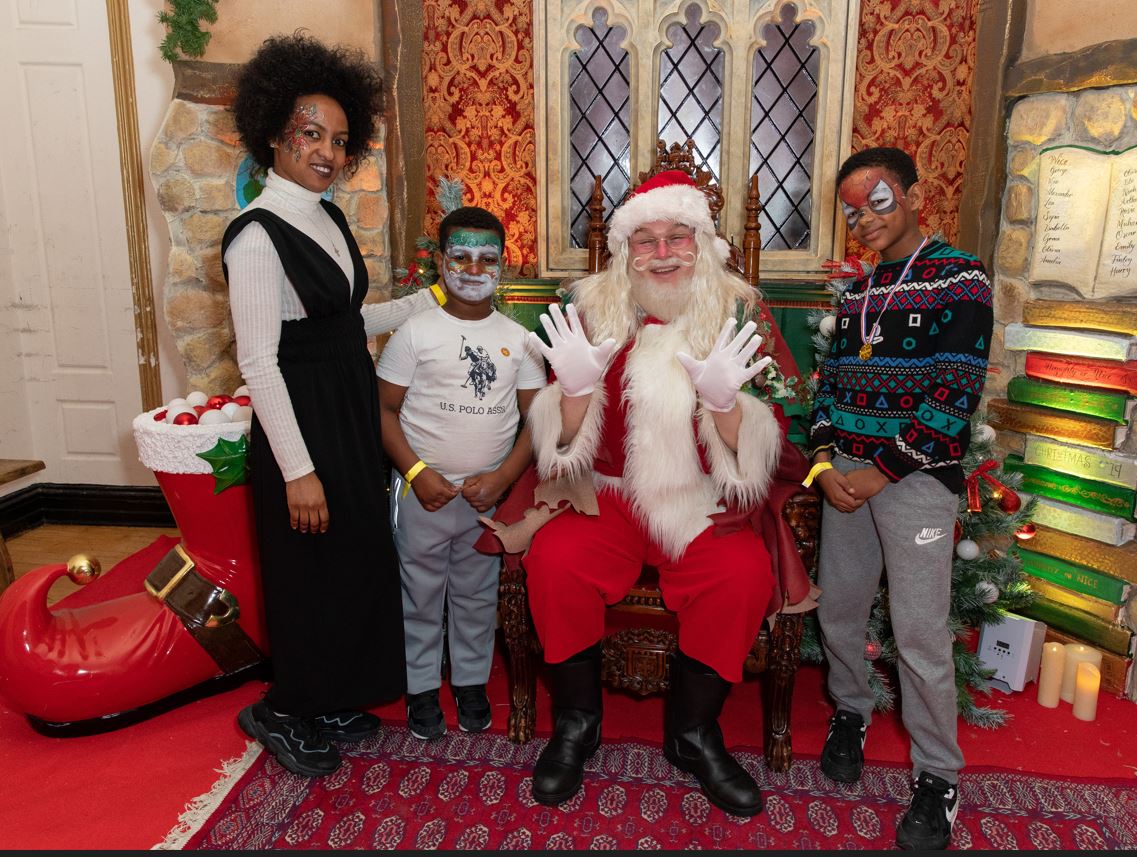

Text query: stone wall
(150, 94), (392, 396)
(989, 85), (1137, 450)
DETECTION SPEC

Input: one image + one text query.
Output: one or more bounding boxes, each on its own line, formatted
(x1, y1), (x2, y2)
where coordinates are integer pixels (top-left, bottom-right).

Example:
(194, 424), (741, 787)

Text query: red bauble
(415, 248), (431, 259)
(998, 489), (1022, 514)
(234, 395), (251, 407)
(953, 519), (962, 544)
(205, 395), (228, 410)
(864, 640), (882, 661)
(172, 412), (198, 426)
(192, 405), (207, 416)
(1014, 523), (1037, 540)
(153, 410), (167, 421)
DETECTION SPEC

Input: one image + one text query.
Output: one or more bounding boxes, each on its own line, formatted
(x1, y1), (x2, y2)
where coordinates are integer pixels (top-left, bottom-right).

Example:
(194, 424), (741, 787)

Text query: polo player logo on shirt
(459, 335), (498, 400)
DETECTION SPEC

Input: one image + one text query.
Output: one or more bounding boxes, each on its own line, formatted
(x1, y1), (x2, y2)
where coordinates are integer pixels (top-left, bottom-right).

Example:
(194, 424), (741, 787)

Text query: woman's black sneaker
(238, 702), (341, 777)
(820, 710), (866, 784)
(453, 684), (492, 733)
(313, 710), (381, 743)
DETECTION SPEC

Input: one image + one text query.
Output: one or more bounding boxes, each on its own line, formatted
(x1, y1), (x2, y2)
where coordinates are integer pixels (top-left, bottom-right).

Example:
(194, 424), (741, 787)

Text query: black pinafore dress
(221, 202), (406, 716)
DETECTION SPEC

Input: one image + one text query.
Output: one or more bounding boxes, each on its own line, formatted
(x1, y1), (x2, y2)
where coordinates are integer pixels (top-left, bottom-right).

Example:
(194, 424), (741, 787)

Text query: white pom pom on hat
(607, 169), (730, 263)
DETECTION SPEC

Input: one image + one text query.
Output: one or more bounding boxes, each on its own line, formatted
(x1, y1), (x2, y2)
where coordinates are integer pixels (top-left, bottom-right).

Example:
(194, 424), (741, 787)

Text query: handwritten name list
(1029, 145), (1137, 298)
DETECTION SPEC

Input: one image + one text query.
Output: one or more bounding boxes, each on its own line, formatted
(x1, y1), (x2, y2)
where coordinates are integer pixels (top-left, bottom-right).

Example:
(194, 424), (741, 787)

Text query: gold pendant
(859, 342), (873, 361)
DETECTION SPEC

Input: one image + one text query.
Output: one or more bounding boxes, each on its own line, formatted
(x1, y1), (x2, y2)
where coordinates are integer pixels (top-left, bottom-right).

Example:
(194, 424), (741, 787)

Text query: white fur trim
(133, 408), (251, 475)
(621, 325), (722, 560)
(698, 394), (782, 509)
(608, 184), (717, 254)
(528, 382), (607, 482)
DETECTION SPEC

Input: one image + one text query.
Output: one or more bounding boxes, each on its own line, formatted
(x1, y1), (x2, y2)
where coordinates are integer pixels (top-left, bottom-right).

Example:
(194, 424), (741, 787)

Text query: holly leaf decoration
(196, 435), (249, 494)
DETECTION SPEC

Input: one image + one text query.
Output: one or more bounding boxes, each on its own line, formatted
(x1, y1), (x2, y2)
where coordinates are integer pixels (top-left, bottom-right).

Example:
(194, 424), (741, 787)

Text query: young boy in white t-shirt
(377, 207), (546, 739)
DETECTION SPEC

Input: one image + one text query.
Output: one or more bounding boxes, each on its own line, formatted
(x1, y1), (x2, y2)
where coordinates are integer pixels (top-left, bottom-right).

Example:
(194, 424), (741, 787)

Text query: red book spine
(1025, 353), (1137, 395)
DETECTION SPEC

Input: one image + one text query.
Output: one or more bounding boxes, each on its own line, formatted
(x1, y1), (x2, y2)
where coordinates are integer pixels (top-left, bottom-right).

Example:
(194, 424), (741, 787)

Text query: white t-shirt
(377, 306), (547, 482)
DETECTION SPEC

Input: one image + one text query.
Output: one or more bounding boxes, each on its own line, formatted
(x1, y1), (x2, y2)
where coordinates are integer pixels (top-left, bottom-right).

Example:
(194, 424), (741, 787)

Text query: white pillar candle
(1036, 642), (1065, 708)
(1072, 662), (1101, 721)
(1060, 643), (1103, 704)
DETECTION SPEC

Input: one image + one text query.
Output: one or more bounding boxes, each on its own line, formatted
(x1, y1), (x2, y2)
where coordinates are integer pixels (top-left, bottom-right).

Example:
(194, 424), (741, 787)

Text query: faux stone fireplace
(150, 65), (394, 395)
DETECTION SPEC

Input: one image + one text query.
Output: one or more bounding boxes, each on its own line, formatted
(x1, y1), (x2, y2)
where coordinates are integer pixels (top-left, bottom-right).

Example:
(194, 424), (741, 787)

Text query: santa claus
(522, 170), (786, 816)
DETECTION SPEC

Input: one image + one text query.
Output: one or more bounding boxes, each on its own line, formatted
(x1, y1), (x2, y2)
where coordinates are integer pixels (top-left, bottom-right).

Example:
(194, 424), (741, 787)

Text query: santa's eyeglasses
(630, 230), (695, 254)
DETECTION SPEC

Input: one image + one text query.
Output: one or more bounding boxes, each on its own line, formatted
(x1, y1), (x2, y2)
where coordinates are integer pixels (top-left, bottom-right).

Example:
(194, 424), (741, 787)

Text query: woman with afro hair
(223, 33), (442, 777)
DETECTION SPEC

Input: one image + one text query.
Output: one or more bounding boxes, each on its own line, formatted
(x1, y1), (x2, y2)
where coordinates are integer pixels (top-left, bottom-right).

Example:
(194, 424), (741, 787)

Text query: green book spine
(1016, 546), (1131, 604)
(1020, 596), (1135, 657)
(1002, 454), (1136, 521)
(1007, 375), (1132, 424)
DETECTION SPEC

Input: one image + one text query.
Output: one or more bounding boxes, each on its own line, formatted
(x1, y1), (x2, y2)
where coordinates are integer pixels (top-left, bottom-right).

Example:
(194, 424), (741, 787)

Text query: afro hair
(232, 32), (383, 179)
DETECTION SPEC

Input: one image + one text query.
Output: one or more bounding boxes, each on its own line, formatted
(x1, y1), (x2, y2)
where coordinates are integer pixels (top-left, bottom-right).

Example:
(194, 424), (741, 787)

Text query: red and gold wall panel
(420, 0), (978, 272)
(421, 0), (539, 276)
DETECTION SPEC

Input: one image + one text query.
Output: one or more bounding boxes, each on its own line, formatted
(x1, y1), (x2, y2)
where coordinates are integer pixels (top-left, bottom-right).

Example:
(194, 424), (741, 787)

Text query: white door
(0, 0), (150, 485)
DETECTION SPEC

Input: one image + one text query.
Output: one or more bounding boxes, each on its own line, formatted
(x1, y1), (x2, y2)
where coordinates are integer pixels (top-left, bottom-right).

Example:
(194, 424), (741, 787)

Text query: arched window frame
(535, 0), (860, 279)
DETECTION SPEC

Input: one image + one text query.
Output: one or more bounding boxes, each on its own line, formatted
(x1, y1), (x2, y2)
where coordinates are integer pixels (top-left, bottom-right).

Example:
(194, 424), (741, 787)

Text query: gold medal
(859, 342), (873, 361)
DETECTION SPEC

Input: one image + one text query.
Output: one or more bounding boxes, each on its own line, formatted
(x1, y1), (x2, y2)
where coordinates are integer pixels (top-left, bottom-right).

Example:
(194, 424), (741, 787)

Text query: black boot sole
(664, 745), (764, 817)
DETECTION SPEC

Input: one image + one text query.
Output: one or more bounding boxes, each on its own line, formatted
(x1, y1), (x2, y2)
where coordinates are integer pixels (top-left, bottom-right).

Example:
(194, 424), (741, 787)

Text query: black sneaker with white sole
(314, 709), (381, 743)
(453, 684), (492, 733)
(896, 771), (959, 850)
(820, 710), (866, 784)
(238, 702), (341, 777)
(406, 689), (447, 740)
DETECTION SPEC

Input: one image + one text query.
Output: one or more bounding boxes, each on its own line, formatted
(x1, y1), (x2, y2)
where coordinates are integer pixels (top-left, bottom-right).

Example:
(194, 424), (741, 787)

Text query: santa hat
(607, 169), (730, 263)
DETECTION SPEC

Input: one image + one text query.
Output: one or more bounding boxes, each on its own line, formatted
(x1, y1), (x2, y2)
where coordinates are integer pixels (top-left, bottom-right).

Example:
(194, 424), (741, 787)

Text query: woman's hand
(285, 472), (329, 533)
(413, 468), (461, 512)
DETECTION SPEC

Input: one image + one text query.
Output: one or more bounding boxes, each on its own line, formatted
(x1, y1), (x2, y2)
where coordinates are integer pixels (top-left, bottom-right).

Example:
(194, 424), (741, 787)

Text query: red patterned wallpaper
(419, 0), (978, 272)
(421, 0), (538, 276)
(851, 0), (979, 249)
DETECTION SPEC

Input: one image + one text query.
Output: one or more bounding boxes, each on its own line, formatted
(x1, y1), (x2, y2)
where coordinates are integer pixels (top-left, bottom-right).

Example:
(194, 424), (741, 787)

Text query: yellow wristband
(429, 283), (447, 306)
(402, 459), (428, 497)
(802, 461), (833, 488)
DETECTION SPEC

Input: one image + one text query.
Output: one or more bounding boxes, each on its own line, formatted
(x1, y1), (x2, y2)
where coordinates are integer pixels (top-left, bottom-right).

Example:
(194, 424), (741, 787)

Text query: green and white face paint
(441, 228), (503, 302)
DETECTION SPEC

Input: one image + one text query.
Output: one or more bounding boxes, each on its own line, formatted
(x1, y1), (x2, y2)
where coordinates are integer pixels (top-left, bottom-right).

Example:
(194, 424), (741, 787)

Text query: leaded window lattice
(568, 9), (631, 248)
(749, 3), (819, 251)
(658, 6), (724, 185)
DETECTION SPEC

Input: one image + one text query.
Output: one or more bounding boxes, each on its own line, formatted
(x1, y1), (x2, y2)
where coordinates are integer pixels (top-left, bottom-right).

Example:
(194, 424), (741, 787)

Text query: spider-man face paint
(839, 169), (903, 230)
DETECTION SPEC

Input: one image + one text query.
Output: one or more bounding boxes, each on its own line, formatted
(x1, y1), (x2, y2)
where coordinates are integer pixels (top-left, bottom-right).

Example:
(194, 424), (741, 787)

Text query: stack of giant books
(989, 299), (1137, 701)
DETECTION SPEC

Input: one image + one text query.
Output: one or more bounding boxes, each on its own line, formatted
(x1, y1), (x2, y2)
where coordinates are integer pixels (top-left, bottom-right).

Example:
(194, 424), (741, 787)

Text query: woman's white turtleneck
(225, 169), (435, 481)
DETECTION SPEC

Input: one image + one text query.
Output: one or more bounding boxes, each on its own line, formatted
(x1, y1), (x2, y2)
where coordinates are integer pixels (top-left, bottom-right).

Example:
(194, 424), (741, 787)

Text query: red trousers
(524, 490), (774, 682)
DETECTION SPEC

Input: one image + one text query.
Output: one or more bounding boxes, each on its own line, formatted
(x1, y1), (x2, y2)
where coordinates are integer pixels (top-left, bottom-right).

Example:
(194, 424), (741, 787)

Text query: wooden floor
(6, 524), (179, 605)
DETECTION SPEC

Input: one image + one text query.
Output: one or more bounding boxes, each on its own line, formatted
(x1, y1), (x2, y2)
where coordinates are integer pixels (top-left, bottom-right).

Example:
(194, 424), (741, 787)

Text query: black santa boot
(663, 650), (763, 817)
(532, 643), (603, 805)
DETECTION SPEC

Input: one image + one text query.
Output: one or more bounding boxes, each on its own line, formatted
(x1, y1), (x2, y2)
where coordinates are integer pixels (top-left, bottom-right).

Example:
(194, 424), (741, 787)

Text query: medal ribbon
(859, 235), (930, 356)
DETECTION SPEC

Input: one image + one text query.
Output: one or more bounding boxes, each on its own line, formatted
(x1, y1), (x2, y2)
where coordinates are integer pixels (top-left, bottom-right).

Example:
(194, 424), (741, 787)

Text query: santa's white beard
(629, 268), (694, 322)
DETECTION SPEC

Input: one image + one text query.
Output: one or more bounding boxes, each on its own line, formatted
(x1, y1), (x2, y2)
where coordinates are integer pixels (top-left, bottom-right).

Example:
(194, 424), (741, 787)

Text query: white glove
(528, 303), (618, 397)
(676, 318), (773, 412)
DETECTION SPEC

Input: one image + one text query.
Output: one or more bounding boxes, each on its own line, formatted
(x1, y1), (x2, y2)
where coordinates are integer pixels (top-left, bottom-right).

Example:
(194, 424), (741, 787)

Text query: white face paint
(440, 228), (502, 302)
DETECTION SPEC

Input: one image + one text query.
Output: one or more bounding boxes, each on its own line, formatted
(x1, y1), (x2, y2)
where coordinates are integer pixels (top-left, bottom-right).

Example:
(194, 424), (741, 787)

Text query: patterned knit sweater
(809, 239), (993, 494)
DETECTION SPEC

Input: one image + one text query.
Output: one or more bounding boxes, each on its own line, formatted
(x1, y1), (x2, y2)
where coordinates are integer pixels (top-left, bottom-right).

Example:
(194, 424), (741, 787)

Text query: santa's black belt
(144, 545), (264, 674)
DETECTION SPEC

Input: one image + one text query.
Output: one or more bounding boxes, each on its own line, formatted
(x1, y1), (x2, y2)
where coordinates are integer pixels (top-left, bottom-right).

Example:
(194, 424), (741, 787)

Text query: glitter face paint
(282, 103), (319, 162)
(839, 169), (902, 230)
(441, 228), (502, 302)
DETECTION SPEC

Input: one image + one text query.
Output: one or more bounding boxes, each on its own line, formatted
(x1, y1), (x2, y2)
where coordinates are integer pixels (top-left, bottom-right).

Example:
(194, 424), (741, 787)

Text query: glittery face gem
(282, 103), (320, 162)
(839, 170), (902, 230)
(441, 228), (503, 301)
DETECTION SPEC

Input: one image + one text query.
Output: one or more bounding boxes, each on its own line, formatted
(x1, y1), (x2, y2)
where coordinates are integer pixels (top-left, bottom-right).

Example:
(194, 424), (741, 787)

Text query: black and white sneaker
(238, 702), (341, 777)
(314, 709), (381, 743)
(453, 684), (492, 733)
(820, 710), (866, 784)
(406, 689), (447, 740)
(896, 771), (959, 850)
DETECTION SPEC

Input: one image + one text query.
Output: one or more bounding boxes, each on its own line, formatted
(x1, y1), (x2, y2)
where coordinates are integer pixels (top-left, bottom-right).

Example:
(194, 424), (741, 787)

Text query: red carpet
(165, 726), (1137, 850)
(1, 536), (1135, 850)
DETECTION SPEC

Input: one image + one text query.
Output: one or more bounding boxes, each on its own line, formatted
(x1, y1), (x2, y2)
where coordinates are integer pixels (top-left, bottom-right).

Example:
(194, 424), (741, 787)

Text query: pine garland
(158, 0), (220, 63)
(799, 246), (1036, 728)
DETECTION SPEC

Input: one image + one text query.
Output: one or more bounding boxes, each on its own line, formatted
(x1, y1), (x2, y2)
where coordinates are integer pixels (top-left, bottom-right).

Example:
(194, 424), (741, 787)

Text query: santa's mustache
(631, 249), (697, 272)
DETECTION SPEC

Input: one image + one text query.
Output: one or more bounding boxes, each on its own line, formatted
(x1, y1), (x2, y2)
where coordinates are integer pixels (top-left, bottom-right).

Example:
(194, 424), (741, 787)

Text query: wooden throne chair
(497, 140), (821, 772)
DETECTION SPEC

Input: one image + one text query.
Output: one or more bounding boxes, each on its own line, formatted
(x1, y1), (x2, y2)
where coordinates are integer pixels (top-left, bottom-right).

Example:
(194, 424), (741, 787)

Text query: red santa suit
(523, 313), (783, 681)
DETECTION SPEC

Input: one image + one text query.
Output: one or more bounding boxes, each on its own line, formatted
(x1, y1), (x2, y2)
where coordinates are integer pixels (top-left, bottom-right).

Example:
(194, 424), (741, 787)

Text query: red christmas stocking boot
(0, 408), (268, 724)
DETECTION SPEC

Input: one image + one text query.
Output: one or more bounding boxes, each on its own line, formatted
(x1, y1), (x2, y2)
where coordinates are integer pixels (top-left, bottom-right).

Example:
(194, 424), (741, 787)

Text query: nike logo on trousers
(914, 527), (948, 545)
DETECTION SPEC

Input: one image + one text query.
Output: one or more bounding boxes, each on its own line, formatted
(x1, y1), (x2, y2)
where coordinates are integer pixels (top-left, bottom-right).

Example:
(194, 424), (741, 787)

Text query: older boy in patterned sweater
(806, 147), (993, 851)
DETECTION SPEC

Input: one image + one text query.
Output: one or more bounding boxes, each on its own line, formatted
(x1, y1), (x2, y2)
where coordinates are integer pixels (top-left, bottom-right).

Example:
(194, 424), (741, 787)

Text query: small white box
(977, 613), (1047, 692)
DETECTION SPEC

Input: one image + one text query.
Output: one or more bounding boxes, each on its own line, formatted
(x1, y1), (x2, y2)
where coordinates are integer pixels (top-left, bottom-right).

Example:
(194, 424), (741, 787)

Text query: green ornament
(196, 435), (249, 494)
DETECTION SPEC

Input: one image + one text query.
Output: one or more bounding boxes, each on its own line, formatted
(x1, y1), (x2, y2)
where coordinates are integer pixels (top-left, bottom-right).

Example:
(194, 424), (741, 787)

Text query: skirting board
(0, 483), (174, 539)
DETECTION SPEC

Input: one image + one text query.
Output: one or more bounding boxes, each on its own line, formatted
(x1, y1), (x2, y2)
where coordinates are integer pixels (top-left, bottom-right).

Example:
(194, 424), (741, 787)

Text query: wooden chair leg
(499, 562), (537, 743)
(761, 612), (805, 772)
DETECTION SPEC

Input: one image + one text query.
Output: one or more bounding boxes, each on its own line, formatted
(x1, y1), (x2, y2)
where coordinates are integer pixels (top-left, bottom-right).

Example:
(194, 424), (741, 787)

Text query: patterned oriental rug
(158, 727), (1137, 850)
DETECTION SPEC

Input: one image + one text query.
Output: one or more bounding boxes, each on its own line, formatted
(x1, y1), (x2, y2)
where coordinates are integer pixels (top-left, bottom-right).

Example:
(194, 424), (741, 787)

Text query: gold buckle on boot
(144, 544), (194, 601)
